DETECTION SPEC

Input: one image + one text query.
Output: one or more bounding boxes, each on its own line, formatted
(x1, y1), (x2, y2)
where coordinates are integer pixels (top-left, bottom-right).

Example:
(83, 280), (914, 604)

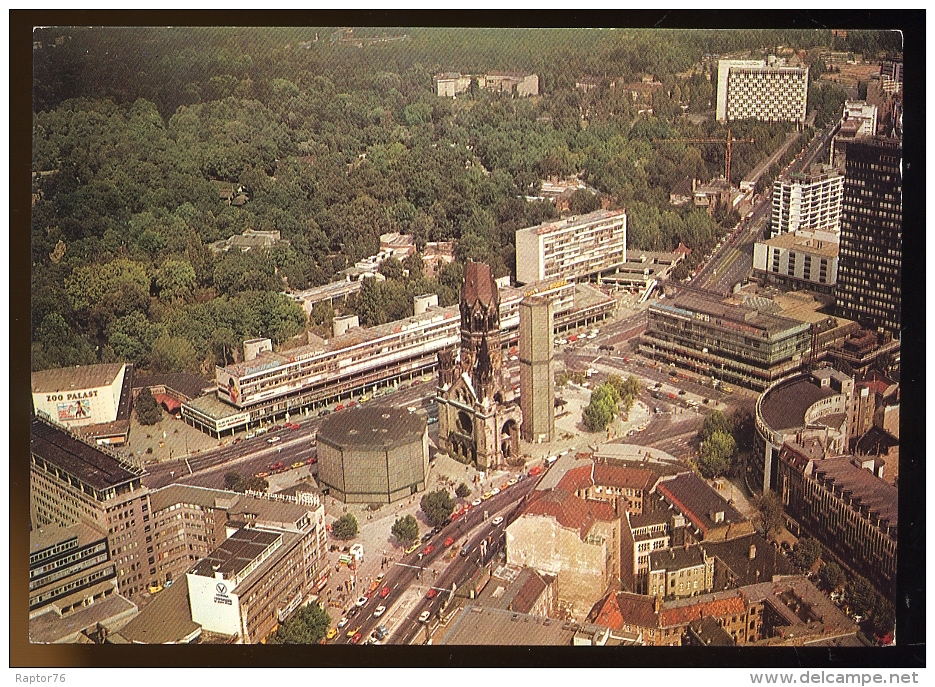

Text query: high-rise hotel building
(835, 137), (902, 338)
(716, 59), (809, 126)
(514, 209), (627, 285)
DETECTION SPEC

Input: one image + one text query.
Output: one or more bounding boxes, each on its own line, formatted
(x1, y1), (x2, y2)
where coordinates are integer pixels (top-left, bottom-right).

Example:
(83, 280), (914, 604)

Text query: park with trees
(30, 26), (885, 377)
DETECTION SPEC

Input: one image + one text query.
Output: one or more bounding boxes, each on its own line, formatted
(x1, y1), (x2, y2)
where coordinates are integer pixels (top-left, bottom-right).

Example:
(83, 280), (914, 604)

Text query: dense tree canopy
(268, 602), (330, 644)
(420, 489), (456, 527)
(32, 27), (892, 375)
(391, 514), (420, 544)
(332, 513), (359, 540)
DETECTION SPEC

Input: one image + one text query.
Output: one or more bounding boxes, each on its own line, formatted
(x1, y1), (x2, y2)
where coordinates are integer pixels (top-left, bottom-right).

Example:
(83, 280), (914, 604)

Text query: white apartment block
(514, 209), (627, 285)
(753, 229), (840, 293)
(716, 59), (809, 124)
(769, 166), (843, 238)
(842, 101), (878, 137)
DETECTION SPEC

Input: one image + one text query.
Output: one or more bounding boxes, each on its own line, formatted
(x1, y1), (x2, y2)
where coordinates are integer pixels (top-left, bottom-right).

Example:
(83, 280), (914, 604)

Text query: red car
(528, 466), (543, 477)
(335, 404), (345, 412)
(426, 588), (437, 599)
(286, 422), (300, 430)
(379, 586), (391, 599)
(347, 401), (357, 408)
(444, 537), (455, 547)
(351, 632), (363, 644)
(269, 461), (285, 472)
(422, 545), (435, 556)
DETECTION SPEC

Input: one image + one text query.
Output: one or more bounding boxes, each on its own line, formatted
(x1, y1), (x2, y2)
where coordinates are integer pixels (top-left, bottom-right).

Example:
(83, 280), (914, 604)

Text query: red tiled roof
(522, 486), (617, 540)
(153, 394), (181, 412)
(613, 592), (659, 629)
(593, 464), (657, 491)
(523, 489), (595, 539)
(658, 594), (745, 629)
(557, 462), (657, 494)
(556, 464), (592, 492)
(590, 593), (625, 629)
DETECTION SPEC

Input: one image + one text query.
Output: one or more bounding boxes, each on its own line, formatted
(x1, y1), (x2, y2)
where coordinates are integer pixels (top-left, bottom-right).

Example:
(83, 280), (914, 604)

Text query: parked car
(355, 596), (368, 607)
(405, 542), (420, 555)
(318, 409), (331, 417)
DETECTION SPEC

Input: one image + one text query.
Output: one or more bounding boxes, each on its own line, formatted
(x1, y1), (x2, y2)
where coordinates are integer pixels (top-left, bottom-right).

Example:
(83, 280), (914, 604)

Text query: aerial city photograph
(26, 24), (907, 654)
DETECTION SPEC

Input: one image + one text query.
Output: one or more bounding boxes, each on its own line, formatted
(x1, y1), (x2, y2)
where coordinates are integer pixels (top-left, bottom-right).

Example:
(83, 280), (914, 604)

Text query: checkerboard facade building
(717, 60), (809, 125)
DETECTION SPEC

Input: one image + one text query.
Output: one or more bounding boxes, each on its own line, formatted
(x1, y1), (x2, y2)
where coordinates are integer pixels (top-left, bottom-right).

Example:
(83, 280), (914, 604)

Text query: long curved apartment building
(182, 280), (615, 436)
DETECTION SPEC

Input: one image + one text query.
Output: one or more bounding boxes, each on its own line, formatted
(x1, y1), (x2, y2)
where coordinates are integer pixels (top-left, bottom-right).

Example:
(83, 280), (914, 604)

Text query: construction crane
(652, 129), (754, 187)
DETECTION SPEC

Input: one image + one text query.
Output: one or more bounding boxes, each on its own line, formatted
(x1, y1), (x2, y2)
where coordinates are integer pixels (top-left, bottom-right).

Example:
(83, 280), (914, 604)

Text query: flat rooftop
(115, 576), (201, 644)
(30, 416), (142, 492)
(30, 593), (138, 644)
(318, 406), (425, 448)
(220, 304), (458, 378)
(759, 376), (837, 433)
(516, 209), (626, 237)
(654, 291), (806, 338)
(30, 522), (106, 556)
(437, 605), (618, 645)
(32, 363), (125, 394)
(758, 232), (839, 259)
(190, 528), (282, 581)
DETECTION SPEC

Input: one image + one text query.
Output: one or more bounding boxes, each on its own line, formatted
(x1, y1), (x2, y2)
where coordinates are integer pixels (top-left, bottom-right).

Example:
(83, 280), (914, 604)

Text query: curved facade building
(318, 407), (428, 504)
(751, 369), (854, 493)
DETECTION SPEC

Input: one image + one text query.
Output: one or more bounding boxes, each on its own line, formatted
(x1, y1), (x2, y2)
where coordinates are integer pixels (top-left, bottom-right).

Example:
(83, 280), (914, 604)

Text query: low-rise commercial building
(515, 209), (627, 285)
(640, 289), (812, 390)
(436, 606), (632, 645)
(753, 229), (840, 294)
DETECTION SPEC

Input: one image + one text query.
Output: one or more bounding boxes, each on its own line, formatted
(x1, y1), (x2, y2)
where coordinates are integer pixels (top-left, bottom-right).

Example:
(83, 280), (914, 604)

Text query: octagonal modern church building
(317, 406), (429, 504)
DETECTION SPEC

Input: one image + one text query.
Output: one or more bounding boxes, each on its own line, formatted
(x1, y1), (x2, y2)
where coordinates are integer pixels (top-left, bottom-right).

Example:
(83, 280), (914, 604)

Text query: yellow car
(405, 542), (421, 555)
(292, 461), (305, 469)
(346, 625), (361, 638)
(148, 583), (163, 594)
(481, 492), (493, 501)
(326, 627), (338, 640)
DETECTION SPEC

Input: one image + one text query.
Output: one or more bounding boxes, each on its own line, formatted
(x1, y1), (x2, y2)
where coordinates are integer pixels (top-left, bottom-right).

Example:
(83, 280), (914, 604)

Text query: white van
(349, 543), (364, 562)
